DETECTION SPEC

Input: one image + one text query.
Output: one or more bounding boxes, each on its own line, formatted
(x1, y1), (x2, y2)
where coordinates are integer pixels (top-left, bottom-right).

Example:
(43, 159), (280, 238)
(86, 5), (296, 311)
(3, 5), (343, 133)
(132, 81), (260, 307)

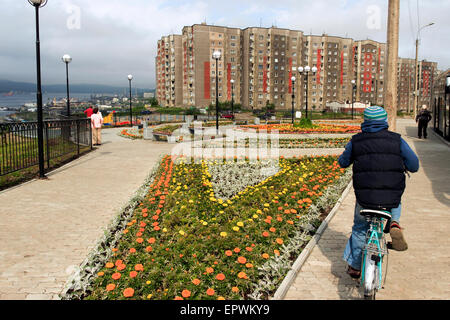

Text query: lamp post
(62, 54), (72, 118)
(128, 74), (133, 127)
(291, 75), (296, 124)
(28, 0), (48, 178)
(413, 22), (434, 119)
(230, 79), (235, 121)
(212, 50), (221, 133)
(298, 65), (318, 119)
(351, 79), (356, 120)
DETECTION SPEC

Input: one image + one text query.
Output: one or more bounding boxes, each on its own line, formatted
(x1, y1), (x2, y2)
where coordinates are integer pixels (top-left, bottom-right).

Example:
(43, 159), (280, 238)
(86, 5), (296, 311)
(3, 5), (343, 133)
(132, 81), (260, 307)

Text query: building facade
(156, 23), (437, 112)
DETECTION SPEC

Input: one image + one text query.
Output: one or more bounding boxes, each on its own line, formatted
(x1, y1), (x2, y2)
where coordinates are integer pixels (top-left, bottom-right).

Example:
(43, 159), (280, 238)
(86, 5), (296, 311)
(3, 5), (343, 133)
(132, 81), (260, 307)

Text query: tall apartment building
(155, 23), (436, 112)
(397, 58), (438, 112)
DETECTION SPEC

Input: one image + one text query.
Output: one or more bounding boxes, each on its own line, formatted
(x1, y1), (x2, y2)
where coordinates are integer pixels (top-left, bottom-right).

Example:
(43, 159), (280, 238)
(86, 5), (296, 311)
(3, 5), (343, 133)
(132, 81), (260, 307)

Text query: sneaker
(389, 222), (408, 251)
(346, 265), (361, 279)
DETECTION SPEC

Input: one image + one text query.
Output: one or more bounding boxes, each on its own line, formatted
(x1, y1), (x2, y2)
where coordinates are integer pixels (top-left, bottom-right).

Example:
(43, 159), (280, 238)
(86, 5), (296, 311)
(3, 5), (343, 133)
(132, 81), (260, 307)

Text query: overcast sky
(0, 0), (448, 89)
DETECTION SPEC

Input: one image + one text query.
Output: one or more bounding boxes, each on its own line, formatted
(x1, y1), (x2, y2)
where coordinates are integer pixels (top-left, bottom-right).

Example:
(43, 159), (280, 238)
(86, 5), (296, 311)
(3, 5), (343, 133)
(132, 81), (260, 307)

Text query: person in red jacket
(84, 105), (94, 118)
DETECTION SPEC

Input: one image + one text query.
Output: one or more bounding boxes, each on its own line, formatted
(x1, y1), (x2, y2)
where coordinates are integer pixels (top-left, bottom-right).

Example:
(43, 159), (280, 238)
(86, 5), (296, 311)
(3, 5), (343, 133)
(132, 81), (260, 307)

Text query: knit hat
(364, 106), (388, 121)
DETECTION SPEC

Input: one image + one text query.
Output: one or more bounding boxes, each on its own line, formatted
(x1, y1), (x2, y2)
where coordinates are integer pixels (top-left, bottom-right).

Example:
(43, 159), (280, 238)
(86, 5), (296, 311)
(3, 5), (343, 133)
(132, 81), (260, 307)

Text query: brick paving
(0, 128), (174, 300)
(284, 119), (450, 300)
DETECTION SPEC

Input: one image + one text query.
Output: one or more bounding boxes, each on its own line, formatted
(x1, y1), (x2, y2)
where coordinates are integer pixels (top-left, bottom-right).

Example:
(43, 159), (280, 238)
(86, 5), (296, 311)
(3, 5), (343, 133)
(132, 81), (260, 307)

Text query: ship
(2, 91), (14, 97)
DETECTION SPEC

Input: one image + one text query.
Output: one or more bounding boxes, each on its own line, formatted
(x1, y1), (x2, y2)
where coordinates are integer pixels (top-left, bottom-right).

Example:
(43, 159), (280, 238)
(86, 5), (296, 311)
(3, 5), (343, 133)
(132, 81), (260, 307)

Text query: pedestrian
(84, 105), (94, 118)
(338, 106), (419, 279)
(415, 105), (432, 139)
(91, 107), (103, 146)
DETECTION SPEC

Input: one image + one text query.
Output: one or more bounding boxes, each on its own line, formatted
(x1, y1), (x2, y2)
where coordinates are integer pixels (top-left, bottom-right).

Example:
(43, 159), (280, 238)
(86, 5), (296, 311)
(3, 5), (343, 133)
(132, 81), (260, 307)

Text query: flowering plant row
(119, 129), (143, 140)
(240, 123), (360, 134)
(85, 155), (348, 300)
(204, 137), (349, 149)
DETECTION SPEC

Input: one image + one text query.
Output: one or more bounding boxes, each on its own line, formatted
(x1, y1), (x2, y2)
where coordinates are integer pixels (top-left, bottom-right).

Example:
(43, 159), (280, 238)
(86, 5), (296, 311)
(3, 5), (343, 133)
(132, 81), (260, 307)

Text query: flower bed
(153, 124), (182, 136)
(204, 137), (349, 149)
(74, 155), (350, 300)
(119, 128), (143, 140)
(240, 123), (360, 134)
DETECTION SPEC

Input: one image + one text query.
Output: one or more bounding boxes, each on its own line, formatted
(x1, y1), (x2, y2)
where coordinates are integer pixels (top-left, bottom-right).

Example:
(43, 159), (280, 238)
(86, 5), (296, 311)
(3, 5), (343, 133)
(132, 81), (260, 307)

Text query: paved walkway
(284, 119), (450, 300)
(0, 128), (173, 300)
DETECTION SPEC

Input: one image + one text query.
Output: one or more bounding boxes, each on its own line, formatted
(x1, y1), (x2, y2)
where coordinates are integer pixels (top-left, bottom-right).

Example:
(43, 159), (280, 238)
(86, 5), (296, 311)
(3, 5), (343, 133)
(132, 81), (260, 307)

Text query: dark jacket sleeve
(338, 141), (353, 168)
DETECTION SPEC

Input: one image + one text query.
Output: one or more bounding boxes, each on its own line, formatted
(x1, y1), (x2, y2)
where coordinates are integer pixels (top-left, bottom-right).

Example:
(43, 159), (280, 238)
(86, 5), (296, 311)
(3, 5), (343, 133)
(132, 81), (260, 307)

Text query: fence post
(45, 122), (50, 170)
(77, 120), (80, 156)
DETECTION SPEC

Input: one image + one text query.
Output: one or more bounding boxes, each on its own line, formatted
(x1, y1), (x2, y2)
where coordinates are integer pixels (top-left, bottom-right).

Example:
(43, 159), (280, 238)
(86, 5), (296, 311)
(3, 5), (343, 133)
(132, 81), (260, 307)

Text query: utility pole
(413, 39), (419, 119)
(385, 0), (399, 132)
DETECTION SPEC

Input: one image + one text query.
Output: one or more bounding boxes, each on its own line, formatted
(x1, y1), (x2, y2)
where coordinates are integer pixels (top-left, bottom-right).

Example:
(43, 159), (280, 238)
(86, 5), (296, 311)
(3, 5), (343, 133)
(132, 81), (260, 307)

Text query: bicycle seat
(360, 209), (392, 220)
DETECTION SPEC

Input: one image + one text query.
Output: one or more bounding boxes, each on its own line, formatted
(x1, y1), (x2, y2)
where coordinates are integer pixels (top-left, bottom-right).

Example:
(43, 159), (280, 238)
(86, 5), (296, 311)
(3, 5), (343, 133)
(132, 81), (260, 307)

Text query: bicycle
(359, 208), (392, 300)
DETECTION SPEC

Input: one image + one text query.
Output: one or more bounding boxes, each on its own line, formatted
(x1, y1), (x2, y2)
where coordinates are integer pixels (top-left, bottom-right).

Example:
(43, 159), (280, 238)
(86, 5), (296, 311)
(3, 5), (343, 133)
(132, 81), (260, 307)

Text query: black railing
(0, 119), (92, 176)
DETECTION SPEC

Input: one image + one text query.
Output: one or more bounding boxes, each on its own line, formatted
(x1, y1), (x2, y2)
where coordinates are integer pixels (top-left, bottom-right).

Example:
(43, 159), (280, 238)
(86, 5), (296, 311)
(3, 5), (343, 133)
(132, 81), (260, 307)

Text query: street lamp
(212, 50), (221, 133)
(291, 74), (296, 124)
(28, 0), (48, 178)
(298, 65), (318, 119)
(413, 22), (434, 119)
(128, 74), (133, 127)
(230, 79), (235, 121)
(62, 54), (72, 118)
(351, 79), (357, 120)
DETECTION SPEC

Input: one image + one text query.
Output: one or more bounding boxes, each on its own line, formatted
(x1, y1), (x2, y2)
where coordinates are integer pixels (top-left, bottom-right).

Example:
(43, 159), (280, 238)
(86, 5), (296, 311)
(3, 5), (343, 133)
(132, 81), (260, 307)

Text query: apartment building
(397, 58), (438, 112)
(155, 23), (436, 112)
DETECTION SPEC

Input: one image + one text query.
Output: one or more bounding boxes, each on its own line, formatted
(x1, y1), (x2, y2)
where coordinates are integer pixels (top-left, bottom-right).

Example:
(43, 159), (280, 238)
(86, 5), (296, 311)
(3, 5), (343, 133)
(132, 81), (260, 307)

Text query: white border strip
(272, 180), (353, 300)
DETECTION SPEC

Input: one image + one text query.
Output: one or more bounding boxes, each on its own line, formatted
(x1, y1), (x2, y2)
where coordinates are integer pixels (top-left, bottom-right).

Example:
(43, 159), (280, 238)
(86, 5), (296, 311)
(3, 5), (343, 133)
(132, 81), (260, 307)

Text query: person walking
(91, 107), (103, 146)
(338, 106), (419, 279)
(415, 105), (432, 139)
(84, 105), (94, 118)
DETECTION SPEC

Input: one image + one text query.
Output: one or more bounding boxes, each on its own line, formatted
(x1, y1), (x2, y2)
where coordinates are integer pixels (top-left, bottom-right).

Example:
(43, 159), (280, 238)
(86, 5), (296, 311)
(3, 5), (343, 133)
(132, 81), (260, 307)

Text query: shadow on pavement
(404, 125), (450, 208)
(315, 226), (364, 300)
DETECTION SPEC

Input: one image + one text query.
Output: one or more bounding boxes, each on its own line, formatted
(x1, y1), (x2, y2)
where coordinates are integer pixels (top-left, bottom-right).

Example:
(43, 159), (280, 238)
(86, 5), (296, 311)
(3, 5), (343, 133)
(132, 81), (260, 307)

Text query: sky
(0, 0), (449, 89)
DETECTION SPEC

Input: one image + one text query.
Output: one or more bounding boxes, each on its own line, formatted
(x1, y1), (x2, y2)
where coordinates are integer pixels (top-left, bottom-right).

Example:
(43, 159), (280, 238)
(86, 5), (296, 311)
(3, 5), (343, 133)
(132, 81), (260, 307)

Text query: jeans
(418, 120), (429, 138)
(343, 202), (401, 270)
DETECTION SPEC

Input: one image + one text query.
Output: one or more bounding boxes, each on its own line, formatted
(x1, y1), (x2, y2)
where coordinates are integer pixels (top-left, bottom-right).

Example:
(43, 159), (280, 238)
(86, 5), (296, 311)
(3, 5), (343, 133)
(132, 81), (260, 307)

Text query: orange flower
(154, 226), (161, 231)
(129, 248), (136, 253)
(182, 289), (191, 298)
(112, 272), (121, 280)
(206, 267), (214, 274)
(269, 227), (276, 233)
(262, 253), (270, 259)
(129, 271), (138, 278)
(106, 283), (116, 291)
(115, 260), (123, 267)
(174, 296), (183, 300)
(233, 247), (241, 253)
(287, 220), (294, 225)
(123, 288), (134, 298)
(231, 286), (239, 293)
(274, 249), (280, 256)
(216, 273), (226, 281)
(145, 246), (153, 252)
(217, 296), (225, 300)
(237, 271), (248, 279)
(98, 272), (104, 276)
(225, 250), (233, 256)
(276, 238), (284, 245)
(245, 247), (253, 252)
(206, 288), (215, 296)
(245, 263), (253, 268)
(136, 238), (144, 244)
(135, 264), (144, 271)
(237, 256), (247, 264)
(105, 262), (114, 269)
(117, 264), (126, 271)
(192, 278), (201, 285)
(262, 231), (269, 237)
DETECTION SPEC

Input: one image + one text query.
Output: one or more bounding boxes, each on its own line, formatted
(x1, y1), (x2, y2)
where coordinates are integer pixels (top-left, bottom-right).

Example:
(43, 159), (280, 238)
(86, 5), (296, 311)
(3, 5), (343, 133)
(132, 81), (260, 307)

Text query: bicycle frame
(360, 216), (389, 292)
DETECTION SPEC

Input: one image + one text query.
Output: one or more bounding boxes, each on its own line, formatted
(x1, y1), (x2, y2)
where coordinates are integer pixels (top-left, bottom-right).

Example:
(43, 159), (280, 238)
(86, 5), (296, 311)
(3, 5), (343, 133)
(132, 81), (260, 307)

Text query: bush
(294, 118), (314, 128)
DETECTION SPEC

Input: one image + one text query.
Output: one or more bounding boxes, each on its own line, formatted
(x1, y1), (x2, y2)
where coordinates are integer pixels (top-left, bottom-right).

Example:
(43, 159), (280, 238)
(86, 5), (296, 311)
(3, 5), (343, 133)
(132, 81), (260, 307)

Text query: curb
(272, 180), (353, 300)
(431, 129), (450, 147)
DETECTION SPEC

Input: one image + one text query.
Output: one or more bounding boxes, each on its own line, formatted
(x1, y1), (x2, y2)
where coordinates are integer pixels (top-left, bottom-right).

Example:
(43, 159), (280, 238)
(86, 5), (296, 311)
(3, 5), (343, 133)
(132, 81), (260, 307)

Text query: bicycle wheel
(363, 254), (378, 300)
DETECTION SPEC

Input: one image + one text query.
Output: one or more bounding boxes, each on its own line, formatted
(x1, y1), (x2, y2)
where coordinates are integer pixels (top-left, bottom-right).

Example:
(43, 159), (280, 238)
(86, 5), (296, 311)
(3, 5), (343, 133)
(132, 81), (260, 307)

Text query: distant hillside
(0, 80), (154, 94)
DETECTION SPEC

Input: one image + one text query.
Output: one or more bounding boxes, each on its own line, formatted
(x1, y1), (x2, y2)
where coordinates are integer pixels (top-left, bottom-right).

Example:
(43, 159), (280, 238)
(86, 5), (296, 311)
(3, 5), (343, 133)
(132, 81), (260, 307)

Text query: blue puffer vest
(351, 129), (405, 210)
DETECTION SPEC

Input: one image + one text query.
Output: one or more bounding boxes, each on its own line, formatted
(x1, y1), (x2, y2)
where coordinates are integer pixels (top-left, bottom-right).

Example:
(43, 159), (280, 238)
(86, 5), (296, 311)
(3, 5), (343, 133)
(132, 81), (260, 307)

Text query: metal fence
(0, 119), (92, 176)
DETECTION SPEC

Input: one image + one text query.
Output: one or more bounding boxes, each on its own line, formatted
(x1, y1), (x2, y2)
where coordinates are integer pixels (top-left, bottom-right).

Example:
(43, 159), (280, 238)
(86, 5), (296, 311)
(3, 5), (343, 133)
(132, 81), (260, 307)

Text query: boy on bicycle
(338, 106), (419, 278)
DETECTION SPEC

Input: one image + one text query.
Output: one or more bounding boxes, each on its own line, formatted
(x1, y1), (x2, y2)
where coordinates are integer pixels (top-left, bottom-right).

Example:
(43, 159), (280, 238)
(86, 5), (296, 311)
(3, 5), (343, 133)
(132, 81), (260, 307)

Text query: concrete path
(284, 119), (450, 300)
(0, 128), (173, 300)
